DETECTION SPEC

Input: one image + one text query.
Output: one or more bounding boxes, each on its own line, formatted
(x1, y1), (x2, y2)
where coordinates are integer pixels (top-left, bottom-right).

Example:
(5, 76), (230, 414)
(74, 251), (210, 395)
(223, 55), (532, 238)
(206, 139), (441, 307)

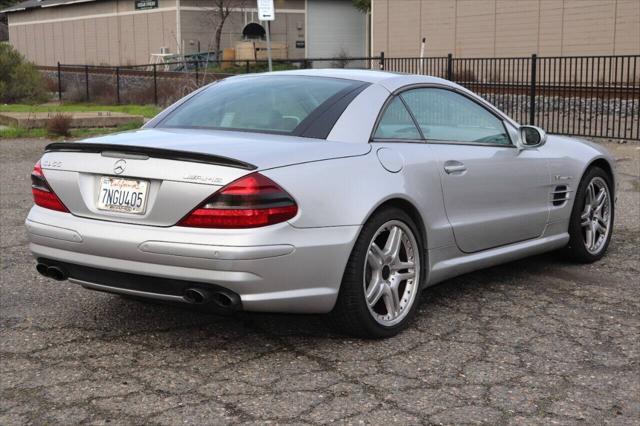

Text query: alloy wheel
(580, 176), (611, 254)
(363, 220), (420, 327)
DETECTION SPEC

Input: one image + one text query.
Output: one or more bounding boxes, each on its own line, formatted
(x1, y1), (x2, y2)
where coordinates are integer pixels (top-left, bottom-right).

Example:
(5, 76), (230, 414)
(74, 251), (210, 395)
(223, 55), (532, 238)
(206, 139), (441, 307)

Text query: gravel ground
(1, 137), (638, 425)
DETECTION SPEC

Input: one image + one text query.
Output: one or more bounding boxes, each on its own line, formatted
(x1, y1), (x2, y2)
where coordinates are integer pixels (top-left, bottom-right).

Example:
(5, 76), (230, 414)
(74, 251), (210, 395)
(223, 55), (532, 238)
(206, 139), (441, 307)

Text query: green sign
(135, 0), (158, 10)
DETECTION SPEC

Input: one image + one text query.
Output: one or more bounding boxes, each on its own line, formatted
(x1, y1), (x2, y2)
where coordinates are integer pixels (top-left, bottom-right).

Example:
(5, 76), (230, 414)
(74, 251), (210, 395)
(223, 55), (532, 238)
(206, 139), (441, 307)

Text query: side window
(401, 88), (511, 145)
(373, 97), (422, 140)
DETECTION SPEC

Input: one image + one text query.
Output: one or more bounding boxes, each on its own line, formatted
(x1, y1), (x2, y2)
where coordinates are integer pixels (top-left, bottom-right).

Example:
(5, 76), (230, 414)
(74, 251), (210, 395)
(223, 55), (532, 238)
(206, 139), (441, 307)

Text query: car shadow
(99, 249), (575, 342)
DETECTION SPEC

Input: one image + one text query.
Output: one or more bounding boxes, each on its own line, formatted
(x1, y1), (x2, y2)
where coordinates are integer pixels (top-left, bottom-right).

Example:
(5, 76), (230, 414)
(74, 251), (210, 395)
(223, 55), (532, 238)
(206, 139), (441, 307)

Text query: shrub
(43, 75), (59, 93)
(330, 49), (351, 69)
(88, 78), (116, 104)
(46, 113), (72, 137)
(0, 44), (49, 104)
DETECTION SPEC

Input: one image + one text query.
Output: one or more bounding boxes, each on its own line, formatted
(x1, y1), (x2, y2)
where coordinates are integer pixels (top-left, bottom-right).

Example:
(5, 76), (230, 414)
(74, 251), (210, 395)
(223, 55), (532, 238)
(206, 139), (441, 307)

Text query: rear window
(158, 76), (359, 135)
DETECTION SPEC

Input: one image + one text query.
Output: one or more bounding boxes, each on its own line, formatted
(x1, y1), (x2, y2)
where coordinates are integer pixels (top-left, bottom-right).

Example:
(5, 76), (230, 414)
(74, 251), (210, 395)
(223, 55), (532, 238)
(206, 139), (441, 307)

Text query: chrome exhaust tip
(36, 263), (49, 277)
(212, 291), (240, 309)
(47, 266), (68, 281)
(183, 288), (240, 310)
(183, 288), (210, 304)
(35, 263), (68, 281)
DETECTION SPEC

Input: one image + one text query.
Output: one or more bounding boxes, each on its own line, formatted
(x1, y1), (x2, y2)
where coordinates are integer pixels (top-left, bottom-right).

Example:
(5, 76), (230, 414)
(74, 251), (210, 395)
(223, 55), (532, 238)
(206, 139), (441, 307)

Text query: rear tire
(565, 166), (614, 263)
(330, 207), (424, 338)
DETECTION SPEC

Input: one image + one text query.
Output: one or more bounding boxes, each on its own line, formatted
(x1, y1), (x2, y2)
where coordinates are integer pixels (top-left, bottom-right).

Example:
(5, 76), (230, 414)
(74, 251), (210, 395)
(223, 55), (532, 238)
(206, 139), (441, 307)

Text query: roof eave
(2, 0), (98, 14)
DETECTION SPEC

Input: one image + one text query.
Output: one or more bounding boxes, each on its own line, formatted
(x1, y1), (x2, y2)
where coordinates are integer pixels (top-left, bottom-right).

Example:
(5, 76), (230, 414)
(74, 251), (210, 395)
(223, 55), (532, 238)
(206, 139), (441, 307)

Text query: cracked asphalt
(1, 137), (639, 425)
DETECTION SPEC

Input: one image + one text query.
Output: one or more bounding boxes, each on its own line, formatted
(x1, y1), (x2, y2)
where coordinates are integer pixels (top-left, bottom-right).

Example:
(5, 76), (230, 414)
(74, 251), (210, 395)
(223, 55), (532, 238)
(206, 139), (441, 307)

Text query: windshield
(158, 76), (359, 135)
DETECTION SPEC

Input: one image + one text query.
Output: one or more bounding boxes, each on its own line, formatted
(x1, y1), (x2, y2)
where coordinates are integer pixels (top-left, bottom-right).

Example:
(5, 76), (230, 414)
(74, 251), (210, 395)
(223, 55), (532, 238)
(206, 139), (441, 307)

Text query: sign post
(257, 0), (275, 72)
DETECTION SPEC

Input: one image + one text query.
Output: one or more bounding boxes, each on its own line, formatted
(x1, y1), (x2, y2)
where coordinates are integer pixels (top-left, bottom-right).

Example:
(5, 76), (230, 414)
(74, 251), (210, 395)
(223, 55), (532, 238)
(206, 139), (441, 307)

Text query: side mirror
(519, 125), (547, 149)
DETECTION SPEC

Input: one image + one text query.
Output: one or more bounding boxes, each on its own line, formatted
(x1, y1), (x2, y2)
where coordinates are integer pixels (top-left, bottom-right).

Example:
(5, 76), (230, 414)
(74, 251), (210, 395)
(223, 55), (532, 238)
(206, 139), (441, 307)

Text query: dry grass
(45, 113), (72, 137)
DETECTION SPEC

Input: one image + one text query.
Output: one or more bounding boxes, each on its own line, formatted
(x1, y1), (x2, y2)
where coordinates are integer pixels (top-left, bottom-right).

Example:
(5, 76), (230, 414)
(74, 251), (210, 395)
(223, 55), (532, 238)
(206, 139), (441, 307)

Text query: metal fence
(45, 53), (639, 140)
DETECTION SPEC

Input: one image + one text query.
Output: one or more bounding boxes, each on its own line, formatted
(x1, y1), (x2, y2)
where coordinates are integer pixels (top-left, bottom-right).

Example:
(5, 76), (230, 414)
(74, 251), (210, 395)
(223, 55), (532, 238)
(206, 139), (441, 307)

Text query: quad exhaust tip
(183, 287), (240, 309)
(35, 262), (239, 310)
(183, 288), (210, 304)
(36, 263), (68, 281)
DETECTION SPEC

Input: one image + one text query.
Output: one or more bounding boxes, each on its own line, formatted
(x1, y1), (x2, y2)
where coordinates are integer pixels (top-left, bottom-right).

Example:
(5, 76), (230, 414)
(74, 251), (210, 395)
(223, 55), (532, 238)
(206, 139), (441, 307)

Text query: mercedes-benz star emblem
(113, 159), (127, 175)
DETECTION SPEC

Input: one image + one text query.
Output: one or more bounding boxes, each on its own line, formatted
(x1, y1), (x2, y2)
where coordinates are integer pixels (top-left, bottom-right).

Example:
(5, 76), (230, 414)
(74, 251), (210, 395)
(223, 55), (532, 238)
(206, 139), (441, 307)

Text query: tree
(200, 0), (248, 62)
(0, 44), (48, 103)
(1, 0), (24, 27)
(0, 0), (22, 8)
(352, 0), (370, 13)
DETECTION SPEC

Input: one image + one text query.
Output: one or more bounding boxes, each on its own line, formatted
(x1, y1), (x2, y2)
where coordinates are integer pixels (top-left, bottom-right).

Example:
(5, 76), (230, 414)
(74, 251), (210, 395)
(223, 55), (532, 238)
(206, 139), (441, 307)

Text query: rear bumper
(26, 206), (360, 313)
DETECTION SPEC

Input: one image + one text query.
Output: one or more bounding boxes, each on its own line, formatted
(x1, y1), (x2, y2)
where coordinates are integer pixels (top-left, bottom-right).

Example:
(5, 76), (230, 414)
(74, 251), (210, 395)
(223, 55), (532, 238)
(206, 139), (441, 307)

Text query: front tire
(566, 166), (614, 263)
(330, 207), (423, 338)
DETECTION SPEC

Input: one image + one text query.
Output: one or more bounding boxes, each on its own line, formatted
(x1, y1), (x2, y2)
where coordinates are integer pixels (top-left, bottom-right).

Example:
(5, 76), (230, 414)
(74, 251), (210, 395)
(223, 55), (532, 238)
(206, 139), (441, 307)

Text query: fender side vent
(551, 185), (570, 206)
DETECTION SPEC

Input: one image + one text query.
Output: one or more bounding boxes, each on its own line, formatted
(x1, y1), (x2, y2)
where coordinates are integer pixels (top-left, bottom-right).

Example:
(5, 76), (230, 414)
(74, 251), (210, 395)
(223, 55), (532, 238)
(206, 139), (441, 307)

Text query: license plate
(97, 176), (149, 214)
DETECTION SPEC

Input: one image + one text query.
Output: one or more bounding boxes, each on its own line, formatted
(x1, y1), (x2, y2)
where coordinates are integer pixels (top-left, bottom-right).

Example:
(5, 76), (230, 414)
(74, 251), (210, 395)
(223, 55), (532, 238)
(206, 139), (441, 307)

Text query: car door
(400, 87), (550, 253)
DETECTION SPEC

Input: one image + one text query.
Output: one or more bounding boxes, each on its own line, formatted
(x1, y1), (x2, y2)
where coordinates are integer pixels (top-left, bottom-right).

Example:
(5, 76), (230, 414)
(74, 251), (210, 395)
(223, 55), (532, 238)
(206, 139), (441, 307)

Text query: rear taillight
(31, 161), (69, 212)
(178, 172), (298, 228)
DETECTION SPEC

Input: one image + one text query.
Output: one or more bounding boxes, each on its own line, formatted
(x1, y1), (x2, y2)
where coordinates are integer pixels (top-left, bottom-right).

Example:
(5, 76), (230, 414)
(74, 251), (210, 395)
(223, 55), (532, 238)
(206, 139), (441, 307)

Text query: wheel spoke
(390, 260), (415, 271)
(366, 277), (384, 306)
(596, 216), (608, 229)
(580, 210), (591, 227)
(383, 226), (404, 262)
(382, 285), (400, 317)
(367, 244), (384, 270)
(595, 188), (607, 211)
(586, 183), (596, 207)
(594, 218), (607, 235)
(394, 270), (416, 282)
(585, 226), (594, 250)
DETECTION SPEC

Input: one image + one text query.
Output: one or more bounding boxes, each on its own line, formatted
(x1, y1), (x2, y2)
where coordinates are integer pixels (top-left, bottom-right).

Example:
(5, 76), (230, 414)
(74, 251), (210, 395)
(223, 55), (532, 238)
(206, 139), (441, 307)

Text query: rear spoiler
(44, 143), (257, 171)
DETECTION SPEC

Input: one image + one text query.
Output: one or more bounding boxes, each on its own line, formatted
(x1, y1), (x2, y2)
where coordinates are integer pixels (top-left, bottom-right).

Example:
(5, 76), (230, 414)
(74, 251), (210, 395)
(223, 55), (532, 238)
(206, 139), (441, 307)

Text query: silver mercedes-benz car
(27, 69), (615, 337)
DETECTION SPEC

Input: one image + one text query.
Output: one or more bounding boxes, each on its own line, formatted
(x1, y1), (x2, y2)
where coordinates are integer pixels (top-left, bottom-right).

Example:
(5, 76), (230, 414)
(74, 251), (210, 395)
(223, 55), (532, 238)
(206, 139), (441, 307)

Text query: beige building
(4, 0), (304, 66)
(372, 0), (640, 57)
(3, 0), (367, 66)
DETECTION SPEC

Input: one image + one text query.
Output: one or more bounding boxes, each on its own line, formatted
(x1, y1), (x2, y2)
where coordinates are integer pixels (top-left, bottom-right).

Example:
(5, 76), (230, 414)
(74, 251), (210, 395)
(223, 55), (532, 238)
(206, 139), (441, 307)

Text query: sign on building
(135, 0), (158, 10)
(257, 0), (275, 21)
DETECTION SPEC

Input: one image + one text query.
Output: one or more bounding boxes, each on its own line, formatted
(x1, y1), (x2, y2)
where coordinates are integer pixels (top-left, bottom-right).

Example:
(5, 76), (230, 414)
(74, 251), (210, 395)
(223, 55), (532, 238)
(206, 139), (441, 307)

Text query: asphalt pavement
(1, 137), (638, 425)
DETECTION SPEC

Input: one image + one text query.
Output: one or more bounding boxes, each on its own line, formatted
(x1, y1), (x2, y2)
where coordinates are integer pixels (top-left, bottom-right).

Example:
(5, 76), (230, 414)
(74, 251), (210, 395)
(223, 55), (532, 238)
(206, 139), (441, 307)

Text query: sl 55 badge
(42, 160), (63, 168)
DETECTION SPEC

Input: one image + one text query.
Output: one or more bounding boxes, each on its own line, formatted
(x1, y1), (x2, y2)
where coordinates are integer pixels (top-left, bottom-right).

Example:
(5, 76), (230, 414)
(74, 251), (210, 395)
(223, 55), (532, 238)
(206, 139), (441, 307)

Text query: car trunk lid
(39, 128), (370, 226)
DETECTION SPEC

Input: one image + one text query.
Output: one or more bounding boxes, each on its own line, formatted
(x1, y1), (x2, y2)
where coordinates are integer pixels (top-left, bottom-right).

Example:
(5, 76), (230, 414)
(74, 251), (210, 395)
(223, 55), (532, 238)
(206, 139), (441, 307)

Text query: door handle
(444, 161), (467, 174)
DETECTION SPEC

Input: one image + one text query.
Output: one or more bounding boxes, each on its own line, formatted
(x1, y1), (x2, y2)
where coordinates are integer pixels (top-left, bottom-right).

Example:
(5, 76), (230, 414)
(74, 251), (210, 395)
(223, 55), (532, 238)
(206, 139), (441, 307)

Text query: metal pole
(245, 60), (250, 74)
(529, 53), (537, 125)
(153, 64), (158, 106)
(85, 65), (90, 102)
(447, 53), (453, 81)
(115, 66), (120, 104)
(194, 61), (199, 86)
(379, 52), (385, 70)
(57, 62), (62, 102)
(265, 21), (273, 72)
